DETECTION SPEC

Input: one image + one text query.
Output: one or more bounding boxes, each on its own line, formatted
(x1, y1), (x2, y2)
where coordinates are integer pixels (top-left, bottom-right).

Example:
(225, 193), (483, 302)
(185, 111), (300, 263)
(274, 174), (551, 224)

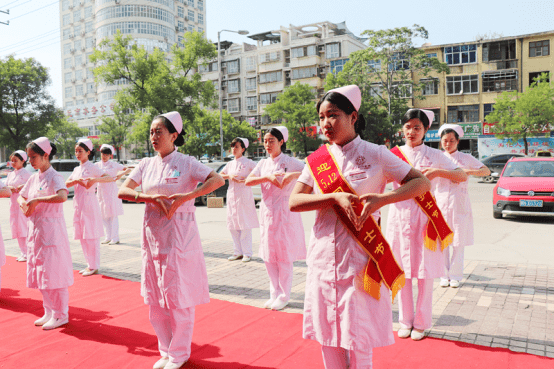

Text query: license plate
(519, 200), (543, 207)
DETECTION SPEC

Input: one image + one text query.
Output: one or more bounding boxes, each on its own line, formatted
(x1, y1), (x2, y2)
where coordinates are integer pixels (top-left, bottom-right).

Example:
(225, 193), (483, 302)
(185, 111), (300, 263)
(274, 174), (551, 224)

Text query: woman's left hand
(358, 193), (384, 228)
(20, 199), (38, 217)
(81, 177), (97, 189)
(421, 168), (441, 181)
(166, 193), (194, 219)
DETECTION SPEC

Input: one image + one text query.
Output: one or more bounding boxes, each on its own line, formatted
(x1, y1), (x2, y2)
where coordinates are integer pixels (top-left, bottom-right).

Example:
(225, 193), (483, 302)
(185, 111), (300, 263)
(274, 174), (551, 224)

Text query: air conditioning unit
(81, 47), (86, 51)
(71, 79), (76, 83)
(184, 17), (189, 21)
(82, 78), (87, 82)
(69, 5), (74, 9)
(70, 48), (75, 53)
(82, 62), (87, 66)
(81, 31), (86, 36)
(318, 45), (325, 53)
(69, 34), (75, 38)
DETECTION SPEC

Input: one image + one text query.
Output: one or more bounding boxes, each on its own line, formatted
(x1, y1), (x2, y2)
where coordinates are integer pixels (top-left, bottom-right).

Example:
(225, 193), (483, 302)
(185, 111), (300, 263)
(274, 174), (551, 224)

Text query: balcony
(290, 55), (321, 68)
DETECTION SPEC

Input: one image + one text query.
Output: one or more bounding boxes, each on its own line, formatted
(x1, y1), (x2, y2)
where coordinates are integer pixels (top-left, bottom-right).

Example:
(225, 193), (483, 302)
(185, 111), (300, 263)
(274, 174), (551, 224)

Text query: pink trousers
(265, 261), (293, 302)
(321, 346), (373, 369)
(443, 246), (465, 281)
(17, 237), (27, 257)
(149, 305), (195, 364)
(80, 238), (100, 269)
(398, 278), (434, 331)
(229, 229), (252, 257)
(102, 216), (120, 243)
(40, 288), (69, 319)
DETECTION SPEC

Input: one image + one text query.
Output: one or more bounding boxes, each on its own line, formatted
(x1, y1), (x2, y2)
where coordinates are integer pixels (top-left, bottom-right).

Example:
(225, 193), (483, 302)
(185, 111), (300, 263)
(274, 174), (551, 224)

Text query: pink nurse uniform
(95, 160), (125, 218)
(6, 168), (31, 239)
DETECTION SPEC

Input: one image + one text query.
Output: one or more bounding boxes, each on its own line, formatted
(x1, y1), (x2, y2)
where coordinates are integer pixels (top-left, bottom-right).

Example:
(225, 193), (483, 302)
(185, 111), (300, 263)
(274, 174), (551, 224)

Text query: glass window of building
(178, 6), (184, 18)
(63, 14), (71, 26)
(484, 104), (494, 118)
(245, 77), (256, 91)
(84, 6), (92, 18)
(76, 99), (84, 106)
(197, 13), (203, 24)
(86, 37), (94, 49)
(292, 66), (317, 80)
(73, 10), (81, 22)
(62, 0), (70, 11)
(392, 83), (412, 98)
(421, 78), (439, 95)
(75, 55), (83, 66)
(74, 24), (81, 35)
(74, 39), (82, 50)
(87, 68), (94, 79)
(63, 28), (70, 40)
(330, 59), (348, 74)
(66, 101), (74, 108)
(64, 58), (72, 69)
(446, 75), (479, 94)
(86, 52), (93, 63)
(87, 83), (95, 93)
(188, 10), (194, 21)
(245, 56), (256, 71)
(259, 71), (282, 84)
(188, 0), (194, 6)
(75, 69), (83, 80)
(65, 72), (73, 83)
(369, 84), (382, 98)
(326, 43), (340, 59)
(198, 27), (203, 34)
(260, 92), (280, 105)
(188, 24), (194, 32)
(64, 43), (72, 55)
(246, 96), (257, 111)
(447, 105), (479, 123)
(227, 60), (239, 74)
(482, 70), (518, 92)
(65, 87), (73, 98)
(178, 21), (184, 31)
(85, 21), (93, 33)
(529, 40), (550, 57)
(87, 98), (95, 103)
(444, 44), (477, 65)
(198, 0), (204, 10)
(228, 79), (240, 93)
(259, 52), (280, 63)
(228, 98), (240, 113)
(75, 85), (84, 96)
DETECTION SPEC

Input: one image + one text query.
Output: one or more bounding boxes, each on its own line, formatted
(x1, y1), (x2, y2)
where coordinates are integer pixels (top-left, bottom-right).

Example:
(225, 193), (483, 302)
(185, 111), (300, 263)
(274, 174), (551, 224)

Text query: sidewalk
(4, 229), (554, 358)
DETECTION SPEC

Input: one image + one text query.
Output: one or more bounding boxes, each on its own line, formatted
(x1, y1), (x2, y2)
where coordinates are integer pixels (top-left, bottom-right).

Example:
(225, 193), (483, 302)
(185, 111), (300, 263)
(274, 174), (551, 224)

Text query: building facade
(59, 0), (206, 152)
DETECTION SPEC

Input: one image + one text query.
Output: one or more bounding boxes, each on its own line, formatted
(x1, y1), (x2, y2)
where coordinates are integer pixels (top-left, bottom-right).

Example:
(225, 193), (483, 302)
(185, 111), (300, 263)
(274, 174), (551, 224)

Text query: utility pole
(0, 8), (9, 25)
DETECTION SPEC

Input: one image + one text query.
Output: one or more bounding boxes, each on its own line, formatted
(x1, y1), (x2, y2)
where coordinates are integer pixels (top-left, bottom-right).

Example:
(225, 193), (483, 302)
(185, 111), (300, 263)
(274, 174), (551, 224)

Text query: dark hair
(100, 147), (113, 155)
(440, 128), (459, 140)
(10, 152), (27, 168)
(26, 141), (57, 161)
(402, 109), (430, 129)
(230, 137), (246, 155)
(155, 115), (185, 147)
(267, 128), (286, 151)
(316, 91), (366, 139)
(78, 142), (95, 161)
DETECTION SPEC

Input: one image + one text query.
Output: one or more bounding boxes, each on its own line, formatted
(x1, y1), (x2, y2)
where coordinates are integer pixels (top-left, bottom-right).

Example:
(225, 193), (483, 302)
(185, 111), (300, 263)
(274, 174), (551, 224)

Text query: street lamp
(218, 29), (249, 159)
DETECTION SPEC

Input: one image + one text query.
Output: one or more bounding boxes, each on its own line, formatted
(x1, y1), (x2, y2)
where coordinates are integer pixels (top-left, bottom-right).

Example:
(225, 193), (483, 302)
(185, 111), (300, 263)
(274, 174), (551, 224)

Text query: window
(444, 44), (477, 65)
(226, 60), (239, 74)
(259, 52), (280, 63)
(87, 98), (95, 103)
(96, 5), (176, 24)
(73, 10), (81, 22)
(74, 39), (82, 50)
(65, 87), (73, 98)
(63, 14), (71, 26)
(389, 53), (409, 71)
(246, 96), (257, 111)
(188, 10), (194, 21)
(65, 72), (73, 83)
(228, 98), (240, 113)
(260, 92), (280, 105)
(86, 37), (94, 49)
(85, 21), (93, 33)
(198, 27), (203, 34)
(482, 40), (516, 62)
(87, 68), (94, 79)
(63, 28), (71, 40)
(75, 55), (83, 66)
(484, 104), (494, 118)
(447, 105), (479, 123)
(292, 66), (317, 79)
(96, 22), (176, 43)
(64, 58), (72, 69)
(74, 24), (81, 35)
(330, 59), (348, 74)
(178, 21), (184, 32)
(178, 6), (184, 18)
(529, 40), (550, 57)
(84, 6), (93, 18)
(188, 24), (194, 32)
(198, 0), (203, 10)
(421, 79), (439, 95)
(64, 43), (72, 55)
(86, 52), (93, 63)
(291, 45), (317, 58)
(198, 14), (203, 25)
(482, 70), (518, 92)
(429, 109), (440, 127)
(446, 75), (479, 95)
(426, 53), (437, 58)
(245, 56), (256, 71)
(65, 101), (74, 108)
(228, 79), (240, 93)
(178, 36), (183, 47)
(62, 0), (70, 11)
(87, 83), (95, 93)
(369, 84), (382, 98)
(368, 59), (381, 72)
(259, 71), (282, 84)
(326, 43), (340, 59)
(246, 77), (256, 91)
(392, 83), (412, 98)
(75, 69), (83, 80)
(187, 0), (194, 6)
(291, 47), (305, 58)
(529, 71), (550, 85)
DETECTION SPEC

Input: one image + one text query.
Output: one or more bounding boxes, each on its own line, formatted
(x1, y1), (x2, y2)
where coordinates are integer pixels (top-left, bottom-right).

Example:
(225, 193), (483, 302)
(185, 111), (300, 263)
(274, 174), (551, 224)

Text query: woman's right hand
(267, 173), (285, 188)
(333, 192), (360, 230)
(147, 194), (170, 216)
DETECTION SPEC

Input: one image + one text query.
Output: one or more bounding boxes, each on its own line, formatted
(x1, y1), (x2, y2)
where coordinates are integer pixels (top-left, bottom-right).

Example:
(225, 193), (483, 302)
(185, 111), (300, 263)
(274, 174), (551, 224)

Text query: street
(2, 177), (554, 356)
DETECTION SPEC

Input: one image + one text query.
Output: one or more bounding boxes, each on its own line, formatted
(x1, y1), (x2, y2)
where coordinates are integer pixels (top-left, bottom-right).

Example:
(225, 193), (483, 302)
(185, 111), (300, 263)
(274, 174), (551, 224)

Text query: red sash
(307, 144), (405, 301)
(390, 146), (454, 252)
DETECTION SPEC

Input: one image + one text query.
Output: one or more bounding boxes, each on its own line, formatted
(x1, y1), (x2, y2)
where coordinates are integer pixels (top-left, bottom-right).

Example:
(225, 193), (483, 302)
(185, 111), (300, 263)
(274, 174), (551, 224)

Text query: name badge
(164, 177), (179, 184)
(349, 171), (368, 182)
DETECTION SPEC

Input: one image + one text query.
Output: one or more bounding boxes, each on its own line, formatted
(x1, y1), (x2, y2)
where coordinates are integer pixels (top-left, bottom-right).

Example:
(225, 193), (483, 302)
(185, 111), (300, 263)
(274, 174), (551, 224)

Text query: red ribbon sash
(307, 144), (405, 301)
(390, 146), (454, 251)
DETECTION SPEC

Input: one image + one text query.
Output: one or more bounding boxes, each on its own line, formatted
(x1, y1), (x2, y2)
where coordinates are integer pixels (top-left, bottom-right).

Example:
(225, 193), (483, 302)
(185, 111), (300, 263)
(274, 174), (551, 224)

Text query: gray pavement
(2, 177), (554, 358)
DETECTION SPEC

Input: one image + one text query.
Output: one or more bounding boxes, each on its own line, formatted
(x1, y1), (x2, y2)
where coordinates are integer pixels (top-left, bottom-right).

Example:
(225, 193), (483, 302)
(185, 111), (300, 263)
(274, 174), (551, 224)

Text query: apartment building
(59, 0), (206, 148)
(199, 21), (367, 153)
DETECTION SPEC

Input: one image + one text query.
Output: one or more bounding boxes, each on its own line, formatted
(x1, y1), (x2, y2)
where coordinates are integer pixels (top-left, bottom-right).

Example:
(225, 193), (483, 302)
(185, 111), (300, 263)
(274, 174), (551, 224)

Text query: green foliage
(97, 95), (141, 159)
(0, 56), (61, 151)
(46, 117), (88, 159)
(485, 73), (554, 154)
(263, 82), (321, 156)
(325, 24), (449, 145)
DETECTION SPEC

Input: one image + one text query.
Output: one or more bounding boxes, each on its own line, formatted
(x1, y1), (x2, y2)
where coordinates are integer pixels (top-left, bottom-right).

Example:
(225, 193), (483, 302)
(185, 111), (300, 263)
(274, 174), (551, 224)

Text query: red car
(493, 157), (554, 219)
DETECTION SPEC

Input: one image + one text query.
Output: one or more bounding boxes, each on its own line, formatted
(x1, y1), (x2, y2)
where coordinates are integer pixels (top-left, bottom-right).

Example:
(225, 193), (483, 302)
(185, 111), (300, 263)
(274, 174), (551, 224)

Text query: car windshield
(503, 161), (554, 177)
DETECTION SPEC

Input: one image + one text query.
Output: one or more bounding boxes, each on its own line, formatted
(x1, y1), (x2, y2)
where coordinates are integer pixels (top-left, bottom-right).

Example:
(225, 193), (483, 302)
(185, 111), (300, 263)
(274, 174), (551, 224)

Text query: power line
(9, 0), (57, 21)
(12, 39), (60, 56)
(0, 27), (59, 52)
(3, 0), (20, 7)
(5, 34), (61, 55)
(10, 0), (32, 9)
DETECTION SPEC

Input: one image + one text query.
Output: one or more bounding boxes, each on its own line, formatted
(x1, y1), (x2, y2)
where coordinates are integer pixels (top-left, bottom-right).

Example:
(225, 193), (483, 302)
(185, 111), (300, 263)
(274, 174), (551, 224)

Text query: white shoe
(271, 298), (289, 311)
(109, 240), (120, 245)
(78, 268), (87, 274)
(411, 329), (426, 341)
(228, 254), (242, 261)
(34, 313), (52, 326)
(153, 357), (169, 369)
(440, 278), (450, 287)
(164, 361), (187, 369)
(242, 256), (251, 262)
(42, 316), (69, 330)
(82, 269), (98, 276)
(101, 239), (111, 244)
(398, 328), (412, 338)
(264, 298), (275, 309)
(450, 280), (460, 288)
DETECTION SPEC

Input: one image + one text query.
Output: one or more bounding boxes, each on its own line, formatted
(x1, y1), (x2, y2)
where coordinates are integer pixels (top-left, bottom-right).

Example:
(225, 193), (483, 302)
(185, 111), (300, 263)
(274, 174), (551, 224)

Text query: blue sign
(425, 130), (440, 142)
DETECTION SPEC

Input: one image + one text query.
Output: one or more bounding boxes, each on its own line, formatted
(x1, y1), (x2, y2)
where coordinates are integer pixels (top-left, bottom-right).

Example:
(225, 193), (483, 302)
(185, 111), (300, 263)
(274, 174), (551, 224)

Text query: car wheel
(493, 210), (502, 219)
(482, 175), (495, 183)
(199, 195), (208, 206)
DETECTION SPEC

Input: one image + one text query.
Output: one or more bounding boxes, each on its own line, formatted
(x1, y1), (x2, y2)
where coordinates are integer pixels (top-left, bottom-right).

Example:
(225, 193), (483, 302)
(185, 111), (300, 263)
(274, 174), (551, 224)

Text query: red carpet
(0, 256), (552, 368)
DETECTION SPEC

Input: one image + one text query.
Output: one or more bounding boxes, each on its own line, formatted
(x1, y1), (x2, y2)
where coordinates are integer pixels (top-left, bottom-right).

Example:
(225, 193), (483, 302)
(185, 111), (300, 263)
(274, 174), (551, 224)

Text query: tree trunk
(523, 134), (528, 155)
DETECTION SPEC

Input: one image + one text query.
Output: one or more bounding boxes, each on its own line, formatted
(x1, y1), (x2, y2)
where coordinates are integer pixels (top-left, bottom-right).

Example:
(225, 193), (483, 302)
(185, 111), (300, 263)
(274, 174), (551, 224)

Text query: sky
(1, 0), (553, 108)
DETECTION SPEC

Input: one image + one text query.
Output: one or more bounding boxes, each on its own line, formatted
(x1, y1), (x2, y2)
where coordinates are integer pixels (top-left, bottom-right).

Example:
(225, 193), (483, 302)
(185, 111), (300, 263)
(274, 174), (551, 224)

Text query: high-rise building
(59, 0), (206, 142)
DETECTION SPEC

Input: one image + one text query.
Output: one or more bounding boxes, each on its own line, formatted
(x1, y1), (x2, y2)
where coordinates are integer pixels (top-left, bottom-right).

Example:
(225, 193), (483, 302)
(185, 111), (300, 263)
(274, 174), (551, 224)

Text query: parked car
(535, 150), (553, 157)
(480, 153), (526, 183)
(50, 159), (81, 197)
(492, 157), (554, 219)
(0, 162), (13, 179)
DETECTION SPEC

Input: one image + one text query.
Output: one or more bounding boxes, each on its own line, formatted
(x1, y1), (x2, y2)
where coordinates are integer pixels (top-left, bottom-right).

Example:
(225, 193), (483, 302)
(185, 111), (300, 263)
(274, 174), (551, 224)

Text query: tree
(46, 116), (88, 159)
(485, 73), (554, 154)
(0, 56), (62, 151)
(325, 24), (449, 145)
(263, 82), (321, 156)
(97, 96), (139, 160)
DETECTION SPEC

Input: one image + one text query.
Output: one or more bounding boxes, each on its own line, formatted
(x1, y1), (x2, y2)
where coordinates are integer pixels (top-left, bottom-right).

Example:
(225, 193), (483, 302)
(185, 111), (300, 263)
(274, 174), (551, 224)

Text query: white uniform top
(95, 160), (126, 218)
(250, 153), (306, 263)
(20, 166), (74, 289)
(5, 168), (31, 239)
(128, 149), (212, 309)
(221, 156), (259, 230)
(297, 137), (412, 350)
(68, 161), (105, 240)
(440, 150), (483, 248)
(0, 180), (5, 268)
(385, 144), (458, 279)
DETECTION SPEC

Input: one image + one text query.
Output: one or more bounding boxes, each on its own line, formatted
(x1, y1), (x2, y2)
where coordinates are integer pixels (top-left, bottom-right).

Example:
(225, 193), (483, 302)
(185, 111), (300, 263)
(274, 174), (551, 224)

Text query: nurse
(5, 150), (32, 262)
(220, 137), (259, 262)
(290, 85), (430, 369)
(66, 138), (111, 277)
(118, 111), (224, 369)
(18, 137), (73, 330)
(245, 126), (306, 311)
(96, 144), (130, 245)
(0, 183), (11, 290)
(438, 124), (490, 288)
(386, 109), (467, 341)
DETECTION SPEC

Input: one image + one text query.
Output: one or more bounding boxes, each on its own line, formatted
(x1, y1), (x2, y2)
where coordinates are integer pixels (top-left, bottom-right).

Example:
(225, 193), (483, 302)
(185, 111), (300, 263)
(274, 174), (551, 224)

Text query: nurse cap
(14, 150), (28, 162)
(160, 111), (183, 134)
(275, 126), (289, 143)
(32, 137), (52, 155)
(77, 138), (93, 151)
(100, 144), (115, 154)
(237, 137), (249, 149)
(438, 123), (464, 139)
(327, 85), (362, 112)
(407, 108), (434, 127)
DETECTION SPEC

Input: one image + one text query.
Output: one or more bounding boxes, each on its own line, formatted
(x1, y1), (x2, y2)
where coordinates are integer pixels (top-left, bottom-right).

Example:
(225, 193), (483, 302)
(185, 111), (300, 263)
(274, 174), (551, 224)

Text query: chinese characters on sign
(64, 102), (114, 120)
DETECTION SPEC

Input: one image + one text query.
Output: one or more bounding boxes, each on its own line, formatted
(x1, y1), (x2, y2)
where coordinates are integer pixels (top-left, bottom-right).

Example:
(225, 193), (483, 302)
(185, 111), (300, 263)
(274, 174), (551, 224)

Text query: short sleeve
(128, 159), (146, 186)
(297, 164), (315, 188)
(220, 163), (229, 175)
(20, 179), (30, 199)
(380, 146), (412, 183)
(288, 157), (305, 172)
(433, 149), (458, 170)
(114, 162), (126, 172)
(189, 158), (213, 183)
(0, 179), (5, 189)
(91, 163), (105, 178)
(52, 173), (68, 193)
(250, 160), (263, 177)
(67, 167), (78, 181)
(461, 153), (484, 170)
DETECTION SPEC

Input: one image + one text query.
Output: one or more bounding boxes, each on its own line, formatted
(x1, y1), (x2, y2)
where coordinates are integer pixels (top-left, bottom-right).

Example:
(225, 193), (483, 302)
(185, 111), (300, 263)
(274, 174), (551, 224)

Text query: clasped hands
(148, 193), (193, 220)
(19, 199), (38, 217)
(76, 177), (97, 189)
(228, 174), (246, 184)
(267, 172), (296, 189)
(334, 192), (384, 232)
